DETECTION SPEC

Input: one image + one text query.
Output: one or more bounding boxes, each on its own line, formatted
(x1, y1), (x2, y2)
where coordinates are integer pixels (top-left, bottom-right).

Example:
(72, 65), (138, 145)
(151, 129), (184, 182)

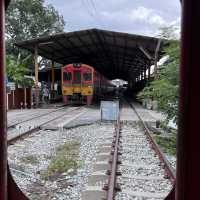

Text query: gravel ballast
(8, 122), (114, 200)
(115, 123), (173, 200)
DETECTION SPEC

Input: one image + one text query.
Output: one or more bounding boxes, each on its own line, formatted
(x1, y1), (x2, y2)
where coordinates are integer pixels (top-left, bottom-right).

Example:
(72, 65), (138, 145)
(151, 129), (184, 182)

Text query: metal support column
(144, 66), (147, 81)
(148, 66), (151, 81)
(0, 1), (7, 199)
(34, 45), (39, 107)
(144, 71), (146, 88)
(12, 90), (15, 108)
(24, 87), (27, 109)
(154, 39), (161, 80)
(176, 0), (200, 199)
(51, 61), (55, 99)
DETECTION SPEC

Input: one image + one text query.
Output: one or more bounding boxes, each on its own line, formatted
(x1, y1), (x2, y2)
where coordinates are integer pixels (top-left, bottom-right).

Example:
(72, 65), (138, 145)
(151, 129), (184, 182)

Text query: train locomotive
(61, 63), (114, 105)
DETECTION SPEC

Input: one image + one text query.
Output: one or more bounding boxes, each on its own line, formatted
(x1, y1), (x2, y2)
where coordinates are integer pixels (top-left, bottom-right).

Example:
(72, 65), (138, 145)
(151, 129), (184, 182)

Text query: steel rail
(128, 101), (176, 200)
(8, 106), (67, 129)
(129, 102), (176, 182)
(103, 109), (121, 200)
(8, 106), (84, 144)
(105, 115), (121, 200)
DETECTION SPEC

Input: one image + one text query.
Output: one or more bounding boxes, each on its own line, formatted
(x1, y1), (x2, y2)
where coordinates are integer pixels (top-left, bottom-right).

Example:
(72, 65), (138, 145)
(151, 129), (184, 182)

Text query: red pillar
(176, 0), (200, 199)
(63, 96), (68, 104)
(86, 96), (93, 106)
(1, 2), (28, 199)
(0, 1), (7, 199)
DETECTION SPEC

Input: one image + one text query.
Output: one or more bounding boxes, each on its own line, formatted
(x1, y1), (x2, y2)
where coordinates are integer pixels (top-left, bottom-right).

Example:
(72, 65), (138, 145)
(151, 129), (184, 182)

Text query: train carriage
(62, 63), (114, 105)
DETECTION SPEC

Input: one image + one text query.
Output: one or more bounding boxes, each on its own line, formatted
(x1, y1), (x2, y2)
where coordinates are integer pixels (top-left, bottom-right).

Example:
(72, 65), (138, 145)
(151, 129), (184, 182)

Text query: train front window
(63, 72), (72, 81)
(74, 71), (81, 83)
(83, 73), (92, 81)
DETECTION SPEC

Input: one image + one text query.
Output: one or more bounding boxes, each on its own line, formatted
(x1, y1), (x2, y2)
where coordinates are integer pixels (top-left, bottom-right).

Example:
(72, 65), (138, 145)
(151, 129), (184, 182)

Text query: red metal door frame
(176, 0), (200, 199)
(0, 1), (28, 199)
(1, 0), (200, 199)
(0, 1), (7, 199)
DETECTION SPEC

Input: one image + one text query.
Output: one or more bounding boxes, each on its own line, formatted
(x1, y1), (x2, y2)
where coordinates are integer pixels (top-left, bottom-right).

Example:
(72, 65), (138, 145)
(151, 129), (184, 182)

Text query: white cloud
(169, 17), (181, 26)
(45, 0), (180, 37)
(130, 6), (166, 26)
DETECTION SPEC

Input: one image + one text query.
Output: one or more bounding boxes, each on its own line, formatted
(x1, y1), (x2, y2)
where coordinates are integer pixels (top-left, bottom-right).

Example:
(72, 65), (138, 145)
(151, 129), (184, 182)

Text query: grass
(137, 121), (144, 129)
(20, 155), (39, 165)
(41, 141), (81, 181)
(154, 133), (177, 156)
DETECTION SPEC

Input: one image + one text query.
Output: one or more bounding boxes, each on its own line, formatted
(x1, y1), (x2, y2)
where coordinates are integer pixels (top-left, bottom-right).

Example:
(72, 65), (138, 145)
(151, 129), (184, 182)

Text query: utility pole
(34, 45), (39, 107)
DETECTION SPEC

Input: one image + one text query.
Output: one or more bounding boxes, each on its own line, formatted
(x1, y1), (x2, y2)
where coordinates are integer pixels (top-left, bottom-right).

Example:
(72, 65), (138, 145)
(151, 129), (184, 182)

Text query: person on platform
(43, 85), (50, 104)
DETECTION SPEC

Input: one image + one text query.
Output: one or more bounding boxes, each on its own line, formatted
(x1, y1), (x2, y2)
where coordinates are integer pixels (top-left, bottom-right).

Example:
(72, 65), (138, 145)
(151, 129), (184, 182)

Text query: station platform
(7, 101), (165, 129)
(7, 103), (65, 127)
(131, 101), (166, 122)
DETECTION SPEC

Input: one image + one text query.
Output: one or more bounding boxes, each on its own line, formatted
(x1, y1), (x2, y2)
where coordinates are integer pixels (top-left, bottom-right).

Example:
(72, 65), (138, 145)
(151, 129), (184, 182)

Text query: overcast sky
(45, 0), (181, 37)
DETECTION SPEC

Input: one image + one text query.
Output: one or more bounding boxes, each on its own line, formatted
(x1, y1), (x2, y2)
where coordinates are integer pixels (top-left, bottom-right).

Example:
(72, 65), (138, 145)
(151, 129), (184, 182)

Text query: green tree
(6, 0), (65, 55)
(138, 41), (180, 124)
(6, 55), (34, 87)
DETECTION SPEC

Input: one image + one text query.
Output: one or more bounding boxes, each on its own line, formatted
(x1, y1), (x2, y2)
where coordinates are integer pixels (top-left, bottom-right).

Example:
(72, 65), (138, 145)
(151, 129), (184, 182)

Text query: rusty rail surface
(129, 102), (176, 182)
(103, 115), (121, 200)
(105, 100), (176, 200)
(128, 101), (176, 200)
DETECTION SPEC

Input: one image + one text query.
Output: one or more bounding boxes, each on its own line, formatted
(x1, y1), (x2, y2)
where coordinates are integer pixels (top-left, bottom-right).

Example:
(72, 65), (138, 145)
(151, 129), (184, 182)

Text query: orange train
(61, 63), (114, 105)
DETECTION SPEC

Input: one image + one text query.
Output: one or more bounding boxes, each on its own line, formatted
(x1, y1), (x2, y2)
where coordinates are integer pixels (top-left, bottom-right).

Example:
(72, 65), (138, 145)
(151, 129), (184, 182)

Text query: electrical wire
(81, 0), (105, 29)
(90, 0), (105, 28)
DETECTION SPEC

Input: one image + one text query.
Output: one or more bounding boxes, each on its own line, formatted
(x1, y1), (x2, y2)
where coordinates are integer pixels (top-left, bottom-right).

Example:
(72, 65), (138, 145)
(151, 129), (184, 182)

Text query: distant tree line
(138, 26), (180, 125)
(6, 0), (65, 86)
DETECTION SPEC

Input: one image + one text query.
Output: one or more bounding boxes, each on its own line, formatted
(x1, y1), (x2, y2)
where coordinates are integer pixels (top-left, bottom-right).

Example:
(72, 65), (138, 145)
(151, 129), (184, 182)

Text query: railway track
(8, 106), (86, 144)
(7, 106), (66, 128)
(82, 101), (175, 200)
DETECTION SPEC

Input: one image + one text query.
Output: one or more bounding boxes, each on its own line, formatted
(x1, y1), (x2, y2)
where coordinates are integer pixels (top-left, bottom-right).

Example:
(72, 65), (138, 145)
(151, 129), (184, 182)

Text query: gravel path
(8, 123), (114, 200)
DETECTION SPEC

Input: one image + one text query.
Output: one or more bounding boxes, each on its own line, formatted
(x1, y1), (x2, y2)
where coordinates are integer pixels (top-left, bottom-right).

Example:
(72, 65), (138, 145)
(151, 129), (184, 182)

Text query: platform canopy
(16, 28), (162, 81)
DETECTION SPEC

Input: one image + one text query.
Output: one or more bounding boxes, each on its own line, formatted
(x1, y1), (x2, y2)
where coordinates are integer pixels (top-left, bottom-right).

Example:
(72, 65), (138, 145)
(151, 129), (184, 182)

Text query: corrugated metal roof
(16, 28), (162, 81)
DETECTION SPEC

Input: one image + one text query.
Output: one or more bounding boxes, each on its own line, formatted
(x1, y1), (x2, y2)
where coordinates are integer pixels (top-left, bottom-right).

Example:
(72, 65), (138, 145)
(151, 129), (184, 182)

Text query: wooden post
(51, 61), (55, 99)
(30, 88), (33, 108)
(12, 90), (14, 108)
(144, 66), (147, 80)
(6, 93), (8, 111)
(48, 69), (50, 87)
(0, 1), (7, 199)
(51, 61), (55, 91)
(34, 45), (39, 107)
(148, 66), (151, 81)
(24, 87), (27, 109)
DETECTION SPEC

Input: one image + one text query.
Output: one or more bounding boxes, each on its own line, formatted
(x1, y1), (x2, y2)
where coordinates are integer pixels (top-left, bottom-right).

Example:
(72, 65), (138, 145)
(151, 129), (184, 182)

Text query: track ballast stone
(115, 123), (173, 200)
(8, 122), (114, 200)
